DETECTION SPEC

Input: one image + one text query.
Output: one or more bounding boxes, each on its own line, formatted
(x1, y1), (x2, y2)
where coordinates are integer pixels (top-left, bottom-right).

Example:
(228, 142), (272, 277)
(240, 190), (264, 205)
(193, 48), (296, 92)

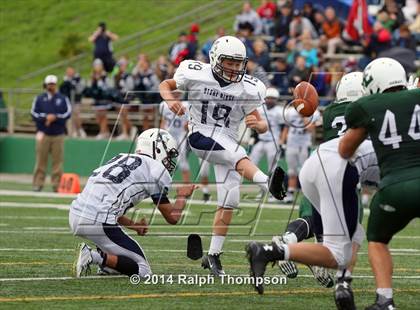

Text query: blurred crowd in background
(45, 0), (420, 139)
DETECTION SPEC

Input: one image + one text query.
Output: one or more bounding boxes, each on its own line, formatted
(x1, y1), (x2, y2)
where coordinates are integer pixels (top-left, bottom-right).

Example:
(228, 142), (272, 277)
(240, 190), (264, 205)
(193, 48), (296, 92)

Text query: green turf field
(0, 184), (419, 309)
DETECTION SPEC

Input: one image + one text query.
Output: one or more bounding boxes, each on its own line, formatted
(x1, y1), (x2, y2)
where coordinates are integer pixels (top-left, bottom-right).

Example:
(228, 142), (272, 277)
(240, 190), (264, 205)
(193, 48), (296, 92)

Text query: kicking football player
(70, 128), (196, 278)
(159, 36), (284, 276)
(339, 58), (420, 310)
(249, 87), (285, 201)
(159, 92), (212, 202)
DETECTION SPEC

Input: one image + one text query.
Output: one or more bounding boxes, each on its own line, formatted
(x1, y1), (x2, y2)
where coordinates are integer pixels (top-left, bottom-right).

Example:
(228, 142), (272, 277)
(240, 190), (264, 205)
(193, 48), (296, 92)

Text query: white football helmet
(135, 128), (178, 173)
(362, 57), (407, 95)
(335, 72), (364, 103)
(209, 35), (247, 83)
(266, 87), (280, 99)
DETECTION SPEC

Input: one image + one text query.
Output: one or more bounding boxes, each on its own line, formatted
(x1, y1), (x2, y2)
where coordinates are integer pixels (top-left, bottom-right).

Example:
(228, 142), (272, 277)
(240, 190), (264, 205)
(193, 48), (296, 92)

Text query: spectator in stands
(155, 55), (174, 81)
(31, 75), (71, 192)
(234, 1), (263, 35)
(360, 21), (392, 68)
(408, 2), (420, 34)
(132, 54), (160, 130)
(320, 6), (343, 55)
(300, 38), (319, 67)
(303, 3), (317, 26)
(328, 61), (345, 96)
(252, 38), (271, 71)
(377, 10), (395, 32)
(85, 58), (113, 139)
(380, 0), (406, 31)
(88, 22), (119, 73)
(111, 57), (136, 140)
(237, 22), (256, 57)
(257, 0), (277, 35)
(271, 58), (290, 94)
(187, 23), (200, 60)
(310, 66), (330, 98)
(247, 57), (270, 86)
(273, 2), (293, 52)
(169, 32), (189, 66)
(201, 27), (226, 62)
(313, 11), (326, 36)
(285, 39), (299, 65)
(289, 9), (318, 41)
(287, 56), (310, 90)
(59, 67), (86, 138)
(395, 24), (416, 52)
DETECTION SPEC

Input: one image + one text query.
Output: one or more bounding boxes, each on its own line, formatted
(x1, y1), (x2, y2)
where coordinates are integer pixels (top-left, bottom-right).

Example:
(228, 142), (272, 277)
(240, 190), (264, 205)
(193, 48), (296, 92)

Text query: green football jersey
(322, 101), (350, 141)
(345, 88), (420, 188)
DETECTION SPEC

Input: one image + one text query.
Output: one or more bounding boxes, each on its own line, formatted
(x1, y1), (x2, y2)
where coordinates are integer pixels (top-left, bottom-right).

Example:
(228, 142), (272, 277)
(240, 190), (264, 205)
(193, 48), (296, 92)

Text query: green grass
(0, 0), (243, 90)
(0, 189), (419, 309)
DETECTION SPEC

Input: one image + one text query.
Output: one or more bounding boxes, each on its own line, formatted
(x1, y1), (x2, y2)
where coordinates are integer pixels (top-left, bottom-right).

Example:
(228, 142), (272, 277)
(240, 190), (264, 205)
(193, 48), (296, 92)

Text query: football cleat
(267, 195), (278, 203)
(308, 265), (335, 288)
(97, 265), (121, 276)
(334, 277), (356, 310)
(283, 191), (294, 204)
(272, 235), (298, 278)
(254, 190), (264, 201)
(74, 243), (93, 278)
(269, 167), (287, 200)
(365, 294), (396, 310)
(201, 253), (225, 277)
(245, 241), (284, 294)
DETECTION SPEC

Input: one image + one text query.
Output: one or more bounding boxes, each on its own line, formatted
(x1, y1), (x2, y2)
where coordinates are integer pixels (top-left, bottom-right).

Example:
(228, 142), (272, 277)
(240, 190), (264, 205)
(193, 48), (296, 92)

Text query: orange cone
(58, 173), (81, 194)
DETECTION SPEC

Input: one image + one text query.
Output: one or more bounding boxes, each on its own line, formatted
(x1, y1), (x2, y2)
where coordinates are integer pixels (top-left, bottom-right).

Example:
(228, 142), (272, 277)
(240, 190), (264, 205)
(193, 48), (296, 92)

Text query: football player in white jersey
(249, 87), (284, 200)
(281, 106), (320, 203)
(70, 128), (196, 278)
(159, 35), (285, 276)
(159, 91), (212, 202)
(246, 137), (379, 303)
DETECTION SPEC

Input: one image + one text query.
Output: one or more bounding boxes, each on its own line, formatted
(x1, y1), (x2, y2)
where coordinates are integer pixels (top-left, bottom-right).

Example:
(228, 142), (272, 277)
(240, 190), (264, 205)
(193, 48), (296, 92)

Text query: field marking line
(0, 202), (69, 210)
(0, 288), (419, 302)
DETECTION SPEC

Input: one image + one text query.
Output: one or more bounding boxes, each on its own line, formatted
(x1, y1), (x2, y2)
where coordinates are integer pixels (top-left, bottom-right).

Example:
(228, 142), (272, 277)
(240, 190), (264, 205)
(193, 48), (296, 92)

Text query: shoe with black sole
(245, 241), (284, 294)
(334, 277), (356, 310)
(365, 294), (396, 310)
(201, 253), (225, 276)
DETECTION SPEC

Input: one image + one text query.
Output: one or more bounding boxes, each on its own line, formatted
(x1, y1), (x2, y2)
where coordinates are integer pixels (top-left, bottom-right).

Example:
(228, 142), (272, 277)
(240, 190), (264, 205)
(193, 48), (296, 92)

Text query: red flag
(343, 0), (372, 41)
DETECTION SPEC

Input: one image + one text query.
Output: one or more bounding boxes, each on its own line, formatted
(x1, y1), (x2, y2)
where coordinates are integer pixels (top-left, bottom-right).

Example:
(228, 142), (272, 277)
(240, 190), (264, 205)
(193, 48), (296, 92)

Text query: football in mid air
(292, 81), (319, 117)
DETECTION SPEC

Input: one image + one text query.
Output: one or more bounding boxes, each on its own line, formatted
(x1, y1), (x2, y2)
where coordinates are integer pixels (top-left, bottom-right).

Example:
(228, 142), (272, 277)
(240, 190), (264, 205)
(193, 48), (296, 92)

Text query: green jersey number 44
(379, 104), (420, 149)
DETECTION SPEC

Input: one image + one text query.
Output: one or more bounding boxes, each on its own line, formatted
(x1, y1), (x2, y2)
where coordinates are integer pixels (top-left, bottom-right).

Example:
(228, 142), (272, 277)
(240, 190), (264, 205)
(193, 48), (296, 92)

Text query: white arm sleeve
(173, 60), (192, 91)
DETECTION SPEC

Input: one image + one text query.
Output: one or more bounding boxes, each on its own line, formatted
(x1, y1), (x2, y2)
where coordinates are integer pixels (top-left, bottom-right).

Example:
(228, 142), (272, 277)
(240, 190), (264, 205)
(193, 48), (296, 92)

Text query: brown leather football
(292, 81), (319, 117)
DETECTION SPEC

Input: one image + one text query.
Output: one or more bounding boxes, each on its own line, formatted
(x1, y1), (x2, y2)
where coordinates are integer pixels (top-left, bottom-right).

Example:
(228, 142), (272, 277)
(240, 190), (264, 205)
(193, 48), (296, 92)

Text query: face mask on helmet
(154, 133), (179, 174)
(265, 97), (277, 108)
(213, 56), (248, 83)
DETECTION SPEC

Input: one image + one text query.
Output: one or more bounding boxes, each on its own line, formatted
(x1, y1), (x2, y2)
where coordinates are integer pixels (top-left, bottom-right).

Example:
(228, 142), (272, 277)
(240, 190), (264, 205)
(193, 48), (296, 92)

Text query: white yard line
(0, 202), (70, 210)
(0, 190), (77, 198)
(1, 216), (68, 220)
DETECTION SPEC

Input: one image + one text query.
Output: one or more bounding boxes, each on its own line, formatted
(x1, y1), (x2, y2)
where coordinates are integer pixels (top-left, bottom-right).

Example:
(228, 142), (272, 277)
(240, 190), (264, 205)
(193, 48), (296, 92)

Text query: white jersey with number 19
(174, 60), (266, 141)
